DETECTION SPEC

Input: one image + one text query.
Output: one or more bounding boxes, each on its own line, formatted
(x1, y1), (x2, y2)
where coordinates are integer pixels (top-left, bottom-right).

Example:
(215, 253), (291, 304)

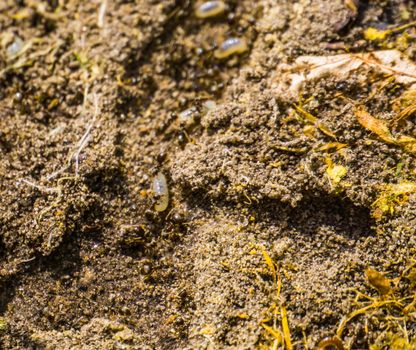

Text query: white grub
(214, 37), (248, 59)
(195, 1), (226, 19)
(178, 107), (199, 128)
(203, 100), (217, 112)
(6, 36), (24, 58)
(152, 172), (169, 212)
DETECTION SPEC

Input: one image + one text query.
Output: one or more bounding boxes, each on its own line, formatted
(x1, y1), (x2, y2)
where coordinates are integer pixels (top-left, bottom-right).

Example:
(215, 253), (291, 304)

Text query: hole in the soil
(287, 193), (375, 239)
(251, 192), (375, 240)
(38, 236), (83, 281)
(0, 237), (6, 262)
(83, 166), (125, 195)
(0, 132), (12, 153)
(0, 281), (12, 314)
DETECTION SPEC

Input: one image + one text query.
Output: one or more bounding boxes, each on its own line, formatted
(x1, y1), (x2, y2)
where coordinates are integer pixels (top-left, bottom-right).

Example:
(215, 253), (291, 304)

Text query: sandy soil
(2, 1), (416, 349)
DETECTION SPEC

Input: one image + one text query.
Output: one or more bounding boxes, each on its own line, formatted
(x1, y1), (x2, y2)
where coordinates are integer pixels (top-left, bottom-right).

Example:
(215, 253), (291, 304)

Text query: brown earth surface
(2, 1), (416, 349)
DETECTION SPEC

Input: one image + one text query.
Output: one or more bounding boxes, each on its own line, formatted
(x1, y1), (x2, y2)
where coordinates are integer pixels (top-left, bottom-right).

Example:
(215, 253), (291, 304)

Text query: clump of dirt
(2, 0), (416, 349)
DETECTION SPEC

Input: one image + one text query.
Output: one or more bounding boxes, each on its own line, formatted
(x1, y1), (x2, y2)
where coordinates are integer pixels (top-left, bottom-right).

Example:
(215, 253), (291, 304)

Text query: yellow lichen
(325, 157), (347, 188)
(364, 27), (389, 41)
(364, 20), (416, 42)
(372, 182), (416, 219)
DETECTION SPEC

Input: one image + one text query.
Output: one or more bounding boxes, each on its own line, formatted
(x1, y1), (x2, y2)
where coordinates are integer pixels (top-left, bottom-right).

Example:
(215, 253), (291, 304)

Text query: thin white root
(18, 179), (60, 193)
(46, 92), (100, 179)
(98, 0), (108, 28)
(72, 122), (93, 177)
(46, 165), (70, 181)
(71, 92), (100, 176)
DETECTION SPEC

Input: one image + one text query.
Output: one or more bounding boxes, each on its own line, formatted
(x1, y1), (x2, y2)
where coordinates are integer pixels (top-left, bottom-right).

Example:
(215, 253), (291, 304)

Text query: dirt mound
(2, 1), (416, 349)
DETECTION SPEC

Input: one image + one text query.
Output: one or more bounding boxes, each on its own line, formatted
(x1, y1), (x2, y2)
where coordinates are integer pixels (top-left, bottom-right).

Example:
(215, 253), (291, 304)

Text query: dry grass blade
(262, 249), (277, 283)
(293, 105), (337, 139)
(281, 305), (293, 350)
(259, 249), (292, 350)
(316, 142), (347, 152)
(399, 104), (416, 121)
(396, 135), (416, 153)
(262, 324), (283, 343)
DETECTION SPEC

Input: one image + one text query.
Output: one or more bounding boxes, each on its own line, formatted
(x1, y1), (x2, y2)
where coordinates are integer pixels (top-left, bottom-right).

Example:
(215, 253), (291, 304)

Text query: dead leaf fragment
(288, 50), (416, 93)
(354, 107), (395, 144)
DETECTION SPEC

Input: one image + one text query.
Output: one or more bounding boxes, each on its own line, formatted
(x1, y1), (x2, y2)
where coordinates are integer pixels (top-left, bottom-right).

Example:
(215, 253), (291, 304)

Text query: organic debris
(259, 249), (293, 350)
(3, 1), (416, 349)
(288, 50), (416, 94)
(316, 142), (348, 153)
(353, 105), (416, 156)
(393, 89), (416, 122)
(344, 0), (358, 16)
(0, 318), (6, 332)
(335, 262), (416, 348)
